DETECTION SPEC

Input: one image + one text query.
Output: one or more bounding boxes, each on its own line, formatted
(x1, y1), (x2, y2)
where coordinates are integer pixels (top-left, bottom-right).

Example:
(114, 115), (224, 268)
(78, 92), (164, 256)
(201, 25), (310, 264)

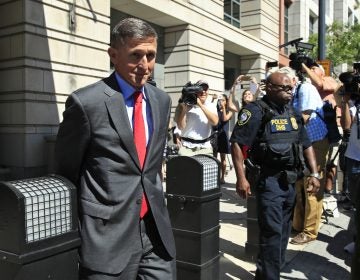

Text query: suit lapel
(103, 74), (141, 169)
(144, 86), (161, 169)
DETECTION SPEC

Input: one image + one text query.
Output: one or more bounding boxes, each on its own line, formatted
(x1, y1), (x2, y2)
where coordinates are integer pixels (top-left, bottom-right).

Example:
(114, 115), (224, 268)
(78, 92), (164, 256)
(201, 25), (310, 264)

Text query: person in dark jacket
(55, 18), (176, 280)
(230, 72), (320, 280)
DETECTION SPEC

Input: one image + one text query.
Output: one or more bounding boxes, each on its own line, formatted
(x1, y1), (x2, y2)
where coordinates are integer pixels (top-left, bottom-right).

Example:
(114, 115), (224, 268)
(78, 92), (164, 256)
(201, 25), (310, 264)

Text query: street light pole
(318, 0), (326, 60)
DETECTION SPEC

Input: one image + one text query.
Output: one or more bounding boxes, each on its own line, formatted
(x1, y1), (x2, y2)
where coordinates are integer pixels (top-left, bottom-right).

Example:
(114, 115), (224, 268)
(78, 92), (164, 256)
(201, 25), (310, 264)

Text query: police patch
(290, 117), (298, 130)
(237, 109), (251, 126)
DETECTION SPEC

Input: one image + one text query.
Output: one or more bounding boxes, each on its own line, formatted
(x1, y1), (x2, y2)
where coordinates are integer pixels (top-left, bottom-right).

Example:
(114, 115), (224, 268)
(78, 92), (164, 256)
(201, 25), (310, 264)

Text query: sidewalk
(218, 159), (353, 280)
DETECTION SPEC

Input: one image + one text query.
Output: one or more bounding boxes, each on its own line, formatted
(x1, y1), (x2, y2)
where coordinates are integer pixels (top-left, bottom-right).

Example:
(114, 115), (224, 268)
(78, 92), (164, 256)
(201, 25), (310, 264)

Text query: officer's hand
(236, 178), (251, 199)
(306, 176), (320, 194)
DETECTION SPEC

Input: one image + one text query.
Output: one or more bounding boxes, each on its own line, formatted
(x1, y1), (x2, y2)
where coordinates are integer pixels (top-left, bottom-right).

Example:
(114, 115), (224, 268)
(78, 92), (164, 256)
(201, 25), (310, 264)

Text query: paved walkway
(218, 160), (354, 280)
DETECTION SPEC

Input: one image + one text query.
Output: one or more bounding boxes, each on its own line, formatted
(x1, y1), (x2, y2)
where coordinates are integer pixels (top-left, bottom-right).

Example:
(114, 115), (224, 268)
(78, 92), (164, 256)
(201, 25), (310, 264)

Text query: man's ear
(108, 47), (117, 65)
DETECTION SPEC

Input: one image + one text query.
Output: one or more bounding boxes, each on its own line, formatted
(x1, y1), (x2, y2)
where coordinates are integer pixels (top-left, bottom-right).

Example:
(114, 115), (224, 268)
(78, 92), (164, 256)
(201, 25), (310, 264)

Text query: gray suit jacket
(55, 73), (175, 274)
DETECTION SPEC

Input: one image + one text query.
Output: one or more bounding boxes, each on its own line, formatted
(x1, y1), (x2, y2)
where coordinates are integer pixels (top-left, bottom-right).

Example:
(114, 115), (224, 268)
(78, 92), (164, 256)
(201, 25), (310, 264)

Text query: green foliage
(306, 21), (360, 68)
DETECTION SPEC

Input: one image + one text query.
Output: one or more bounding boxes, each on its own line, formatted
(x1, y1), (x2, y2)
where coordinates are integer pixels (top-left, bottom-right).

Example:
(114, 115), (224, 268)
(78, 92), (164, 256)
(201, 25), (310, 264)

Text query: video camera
(339, 62), (360, 97)
(179, 81), (203, 105)
(279, 38), (315, 81)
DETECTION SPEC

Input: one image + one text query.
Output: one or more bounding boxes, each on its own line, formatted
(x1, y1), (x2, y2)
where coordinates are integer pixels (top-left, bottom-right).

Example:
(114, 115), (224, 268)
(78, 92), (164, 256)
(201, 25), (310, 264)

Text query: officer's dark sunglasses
(267, 81), (293, 92)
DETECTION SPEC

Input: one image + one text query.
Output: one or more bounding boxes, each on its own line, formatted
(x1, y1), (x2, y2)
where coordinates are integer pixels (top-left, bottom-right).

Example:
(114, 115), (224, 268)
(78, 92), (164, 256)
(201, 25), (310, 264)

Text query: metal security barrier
(0, 175), (80, 280)
(166, 155), (221, 280)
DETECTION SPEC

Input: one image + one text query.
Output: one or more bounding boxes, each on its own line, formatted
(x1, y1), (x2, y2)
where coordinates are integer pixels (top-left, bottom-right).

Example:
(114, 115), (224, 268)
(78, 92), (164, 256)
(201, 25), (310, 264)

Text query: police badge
(290, 117), (298, 130)
(237, 109), (251, 126)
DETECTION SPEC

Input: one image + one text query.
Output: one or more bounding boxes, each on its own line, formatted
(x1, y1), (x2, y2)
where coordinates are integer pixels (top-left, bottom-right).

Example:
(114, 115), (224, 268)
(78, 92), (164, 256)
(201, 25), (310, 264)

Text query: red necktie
(133, 91), (148, 218)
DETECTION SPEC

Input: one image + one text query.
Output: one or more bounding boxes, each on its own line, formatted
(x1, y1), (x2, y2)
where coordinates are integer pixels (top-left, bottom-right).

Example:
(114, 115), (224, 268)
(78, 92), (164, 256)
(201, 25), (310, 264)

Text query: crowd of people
(166, 58), (358, 279)
(54, 16), (359, 280)
(228, 62), (359, 280)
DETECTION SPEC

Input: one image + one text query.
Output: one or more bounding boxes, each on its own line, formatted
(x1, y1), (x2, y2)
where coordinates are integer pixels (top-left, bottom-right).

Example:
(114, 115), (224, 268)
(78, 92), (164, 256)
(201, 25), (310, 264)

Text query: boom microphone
(279, 38), (303, 49)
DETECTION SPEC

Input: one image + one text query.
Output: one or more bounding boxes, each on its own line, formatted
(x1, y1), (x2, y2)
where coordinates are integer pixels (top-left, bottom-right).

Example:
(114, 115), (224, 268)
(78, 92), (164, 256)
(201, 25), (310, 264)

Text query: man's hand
(236, 177), (251, 199)
(306, 176), (321, 194)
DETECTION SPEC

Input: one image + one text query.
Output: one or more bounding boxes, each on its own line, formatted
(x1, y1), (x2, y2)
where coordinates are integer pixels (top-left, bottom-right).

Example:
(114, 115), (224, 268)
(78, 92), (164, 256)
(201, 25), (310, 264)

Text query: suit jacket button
(136, 199), (142, 204)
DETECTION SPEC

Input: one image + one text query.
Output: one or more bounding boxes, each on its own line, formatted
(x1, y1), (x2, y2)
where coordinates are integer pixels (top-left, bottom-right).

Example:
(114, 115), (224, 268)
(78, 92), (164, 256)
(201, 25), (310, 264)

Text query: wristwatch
(309, 172), (321, 179)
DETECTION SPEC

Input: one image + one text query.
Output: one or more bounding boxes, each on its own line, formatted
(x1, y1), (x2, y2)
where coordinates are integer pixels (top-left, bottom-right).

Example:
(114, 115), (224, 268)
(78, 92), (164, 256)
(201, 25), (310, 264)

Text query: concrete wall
(0, 0), (110, 179)
(0, 0), (280, 179)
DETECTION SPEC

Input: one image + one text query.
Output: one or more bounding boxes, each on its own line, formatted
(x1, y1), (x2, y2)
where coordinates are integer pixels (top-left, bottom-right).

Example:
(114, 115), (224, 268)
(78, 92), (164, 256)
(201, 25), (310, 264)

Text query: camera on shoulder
(179, 81), (203, 105)
(279, 38), (315, 82)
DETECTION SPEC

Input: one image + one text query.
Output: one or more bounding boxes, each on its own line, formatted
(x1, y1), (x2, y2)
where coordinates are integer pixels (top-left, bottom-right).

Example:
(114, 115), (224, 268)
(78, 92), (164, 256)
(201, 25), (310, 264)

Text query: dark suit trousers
(79, 214), (176, 280)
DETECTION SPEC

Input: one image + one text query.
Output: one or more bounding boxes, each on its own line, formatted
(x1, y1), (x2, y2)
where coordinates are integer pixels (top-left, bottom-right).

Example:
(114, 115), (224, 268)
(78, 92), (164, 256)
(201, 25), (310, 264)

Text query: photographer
(339, 70), (360, 279)
(174, 80), (219, 156)
(302, 61), (342, 124)
(339, 71), (360, 207)
(276, 67), (329, 245)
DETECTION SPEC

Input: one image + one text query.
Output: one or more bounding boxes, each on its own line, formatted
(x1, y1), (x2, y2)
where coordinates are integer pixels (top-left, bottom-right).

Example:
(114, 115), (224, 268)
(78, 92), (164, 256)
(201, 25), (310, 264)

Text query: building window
(284, 4), (289, 55)
(309, 15), (316, 35)
(348, 8), (353, 25)
(224, 0), (240, 28)
(224, 67), (236, 90)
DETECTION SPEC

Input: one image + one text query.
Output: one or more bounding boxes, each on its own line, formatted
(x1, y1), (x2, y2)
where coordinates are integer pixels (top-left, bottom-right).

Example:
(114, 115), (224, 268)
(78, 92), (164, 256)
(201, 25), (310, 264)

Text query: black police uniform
(230, 96), (311, 280)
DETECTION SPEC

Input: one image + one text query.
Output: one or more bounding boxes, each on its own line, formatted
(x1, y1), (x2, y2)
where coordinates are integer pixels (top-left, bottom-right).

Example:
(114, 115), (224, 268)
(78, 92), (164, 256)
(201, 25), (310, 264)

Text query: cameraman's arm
(174, 102), (189, 130)
(301, 63), (323, 89)
(302, 63), (324, 89)
(303, 63), (339, 93)
(197, 101), (219, 126)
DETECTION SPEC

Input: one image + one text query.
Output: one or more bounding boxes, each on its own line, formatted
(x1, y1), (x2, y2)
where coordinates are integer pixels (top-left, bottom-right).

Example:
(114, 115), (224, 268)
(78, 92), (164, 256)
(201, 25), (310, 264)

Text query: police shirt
(230, 97), (311, 150)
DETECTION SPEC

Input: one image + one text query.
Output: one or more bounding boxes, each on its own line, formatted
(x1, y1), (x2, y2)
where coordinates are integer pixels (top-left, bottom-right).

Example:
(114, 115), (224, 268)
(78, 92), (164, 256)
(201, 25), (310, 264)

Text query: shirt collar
(263, 95), (285, 113)
(114, 72), (145, 100)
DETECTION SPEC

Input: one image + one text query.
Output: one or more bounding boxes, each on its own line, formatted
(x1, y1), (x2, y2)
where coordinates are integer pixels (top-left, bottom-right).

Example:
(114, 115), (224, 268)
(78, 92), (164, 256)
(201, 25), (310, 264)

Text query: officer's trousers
(255, 175), (296, 280)
(292, 138), (329, 239)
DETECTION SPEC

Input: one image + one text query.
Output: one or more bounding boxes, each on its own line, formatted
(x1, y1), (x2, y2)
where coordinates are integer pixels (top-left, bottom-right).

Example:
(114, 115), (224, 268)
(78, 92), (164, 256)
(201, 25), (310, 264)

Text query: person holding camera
(302, 61), (342, 144)
(230, 72), (320, 280)
(174, 80), (219, 156)
(274, 67), (328, 245)
(338, 70), (360, 279)
(339, 71), (360, 207)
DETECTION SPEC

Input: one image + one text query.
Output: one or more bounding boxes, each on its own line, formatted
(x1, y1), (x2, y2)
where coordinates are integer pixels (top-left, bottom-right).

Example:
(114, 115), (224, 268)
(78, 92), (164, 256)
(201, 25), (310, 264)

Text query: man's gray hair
(110, 18), (158, 47)
(276, 67), (296, 80)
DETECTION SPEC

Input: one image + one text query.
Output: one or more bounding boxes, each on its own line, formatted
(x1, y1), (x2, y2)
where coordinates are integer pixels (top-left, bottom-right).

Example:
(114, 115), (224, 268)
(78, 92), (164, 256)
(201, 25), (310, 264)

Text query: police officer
(230, 72), (320, 280)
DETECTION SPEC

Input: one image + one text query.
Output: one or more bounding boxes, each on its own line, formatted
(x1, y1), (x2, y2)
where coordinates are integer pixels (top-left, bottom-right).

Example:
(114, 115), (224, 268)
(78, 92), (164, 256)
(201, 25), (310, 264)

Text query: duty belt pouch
(284, 170), (298, 184)
(278, 170), (297, 186)
(245, 158), (261, 192)
(265, 143), (292, 166)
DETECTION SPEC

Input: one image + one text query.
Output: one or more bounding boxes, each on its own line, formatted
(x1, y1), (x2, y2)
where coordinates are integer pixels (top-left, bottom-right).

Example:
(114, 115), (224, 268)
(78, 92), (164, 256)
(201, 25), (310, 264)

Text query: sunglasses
(267, 81), (293, 92)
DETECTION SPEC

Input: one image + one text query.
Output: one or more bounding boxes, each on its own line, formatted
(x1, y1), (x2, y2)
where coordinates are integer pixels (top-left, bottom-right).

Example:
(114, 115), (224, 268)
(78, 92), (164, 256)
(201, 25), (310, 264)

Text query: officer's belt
(181, 136), (213, 144)
(262, 166), (293, 178)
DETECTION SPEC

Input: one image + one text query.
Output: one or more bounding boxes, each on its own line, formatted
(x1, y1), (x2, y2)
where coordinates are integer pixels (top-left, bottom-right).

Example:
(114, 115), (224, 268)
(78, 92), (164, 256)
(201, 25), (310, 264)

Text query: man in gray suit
(55, 18), (176, 280)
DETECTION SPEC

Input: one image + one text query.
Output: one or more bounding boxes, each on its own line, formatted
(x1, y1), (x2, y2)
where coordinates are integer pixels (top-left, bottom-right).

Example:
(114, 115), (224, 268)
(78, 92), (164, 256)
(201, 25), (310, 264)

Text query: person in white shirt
(174, 80), (219, 156)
